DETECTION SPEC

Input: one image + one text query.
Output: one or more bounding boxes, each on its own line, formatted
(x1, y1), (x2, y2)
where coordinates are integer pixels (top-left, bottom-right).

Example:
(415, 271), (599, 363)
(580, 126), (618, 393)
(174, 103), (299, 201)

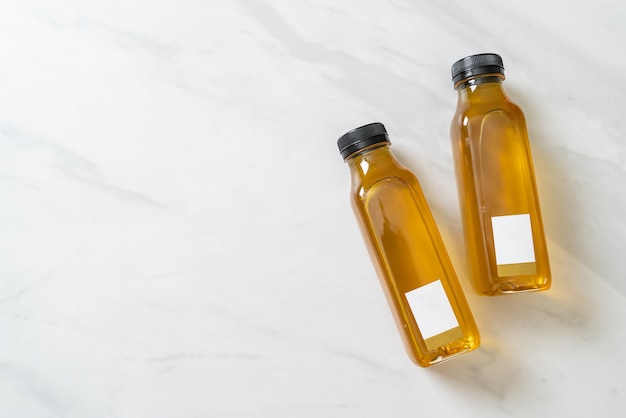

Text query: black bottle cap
(337, 122), (389, 159)
(451, 53), (505, 84)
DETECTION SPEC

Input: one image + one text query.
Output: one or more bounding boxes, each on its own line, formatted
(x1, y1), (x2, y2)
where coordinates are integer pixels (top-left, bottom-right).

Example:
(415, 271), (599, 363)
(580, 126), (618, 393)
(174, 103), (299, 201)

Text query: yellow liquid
(451, 77), (551, 295)
(347, 144), (480, 367)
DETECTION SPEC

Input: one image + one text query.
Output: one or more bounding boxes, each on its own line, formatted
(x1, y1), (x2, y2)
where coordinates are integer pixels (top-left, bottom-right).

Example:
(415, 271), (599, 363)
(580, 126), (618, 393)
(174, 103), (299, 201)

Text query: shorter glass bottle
(337, 123), (479, 367)
(449, 53), (551, 295)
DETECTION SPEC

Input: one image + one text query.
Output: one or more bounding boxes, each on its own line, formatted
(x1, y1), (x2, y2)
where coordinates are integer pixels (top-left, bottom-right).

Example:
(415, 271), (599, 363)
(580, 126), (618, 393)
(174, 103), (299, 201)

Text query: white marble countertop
(1, 1), (625, 416)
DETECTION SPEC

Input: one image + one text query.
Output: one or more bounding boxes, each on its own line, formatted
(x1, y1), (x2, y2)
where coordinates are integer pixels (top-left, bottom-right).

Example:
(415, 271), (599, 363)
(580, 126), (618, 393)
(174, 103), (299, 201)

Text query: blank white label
(491, 214), (536, 265)
(405, 280), (459, 340)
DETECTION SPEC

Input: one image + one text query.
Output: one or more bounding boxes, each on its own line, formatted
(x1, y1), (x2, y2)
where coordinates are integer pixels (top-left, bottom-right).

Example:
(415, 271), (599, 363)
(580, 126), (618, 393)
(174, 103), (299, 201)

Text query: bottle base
(478, 280), (551, 296)
(419, 337), (479, 367)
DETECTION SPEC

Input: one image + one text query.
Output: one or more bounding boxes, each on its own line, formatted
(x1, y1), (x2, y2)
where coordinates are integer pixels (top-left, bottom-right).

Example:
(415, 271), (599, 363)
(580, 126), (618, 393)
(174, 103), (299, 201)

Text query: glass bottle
(449, 53), (551, 296)
(337, 123), (479, 367)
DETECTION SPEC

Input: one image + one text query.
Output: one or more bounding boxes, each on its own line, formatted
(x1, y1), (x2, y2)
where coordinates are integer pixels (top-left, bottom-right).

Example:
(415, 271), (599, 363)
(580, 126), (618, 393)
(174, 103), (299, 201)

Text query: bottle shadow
(426, 277), (595, 404)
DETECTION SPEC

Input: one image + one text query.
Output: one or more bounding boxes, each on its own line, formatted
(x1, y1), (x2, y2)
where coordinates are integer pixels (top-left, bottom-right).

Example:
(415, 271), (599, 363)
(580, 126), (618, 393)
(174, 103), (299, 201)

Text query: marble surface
(1, 0), (625, 416)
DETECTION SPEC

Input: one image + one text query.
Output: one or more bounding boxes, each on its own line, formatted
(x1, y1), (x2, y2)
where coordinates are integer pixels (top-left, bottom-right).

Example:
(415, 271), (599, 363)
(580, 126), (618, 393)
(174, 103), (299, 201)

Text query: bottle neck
(345, 143), (394, 181)
(455, 74), (507, 104)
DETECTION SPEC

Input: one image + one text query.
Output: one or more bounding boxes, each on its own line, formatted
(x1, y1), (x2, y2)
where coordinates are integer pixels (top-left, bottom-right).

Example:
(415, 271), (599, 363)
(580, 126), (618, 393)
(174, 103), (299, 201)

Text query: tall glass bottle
(449, 53), (551, 296)
(337, 123), (479, 367)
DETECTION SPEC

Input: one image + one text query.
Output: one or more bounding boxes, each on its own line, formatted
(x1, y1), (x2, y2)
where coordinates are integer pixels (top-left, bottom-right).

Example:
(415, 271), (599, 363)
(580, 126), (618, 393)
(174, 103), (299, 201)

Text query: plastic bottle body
(450, 76), (551, 295)
(347, 144), (479, 366)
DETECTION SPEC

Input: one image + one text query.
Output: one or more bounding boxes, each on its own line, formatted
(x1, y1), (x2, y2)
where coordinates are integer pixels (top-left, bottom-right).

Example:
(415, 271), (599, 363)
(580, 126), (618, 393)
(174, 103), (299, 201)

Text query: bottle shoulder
(452, 97), (525, 130)
(351, 164), (420, 203)
(456, 94), (522, 114)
